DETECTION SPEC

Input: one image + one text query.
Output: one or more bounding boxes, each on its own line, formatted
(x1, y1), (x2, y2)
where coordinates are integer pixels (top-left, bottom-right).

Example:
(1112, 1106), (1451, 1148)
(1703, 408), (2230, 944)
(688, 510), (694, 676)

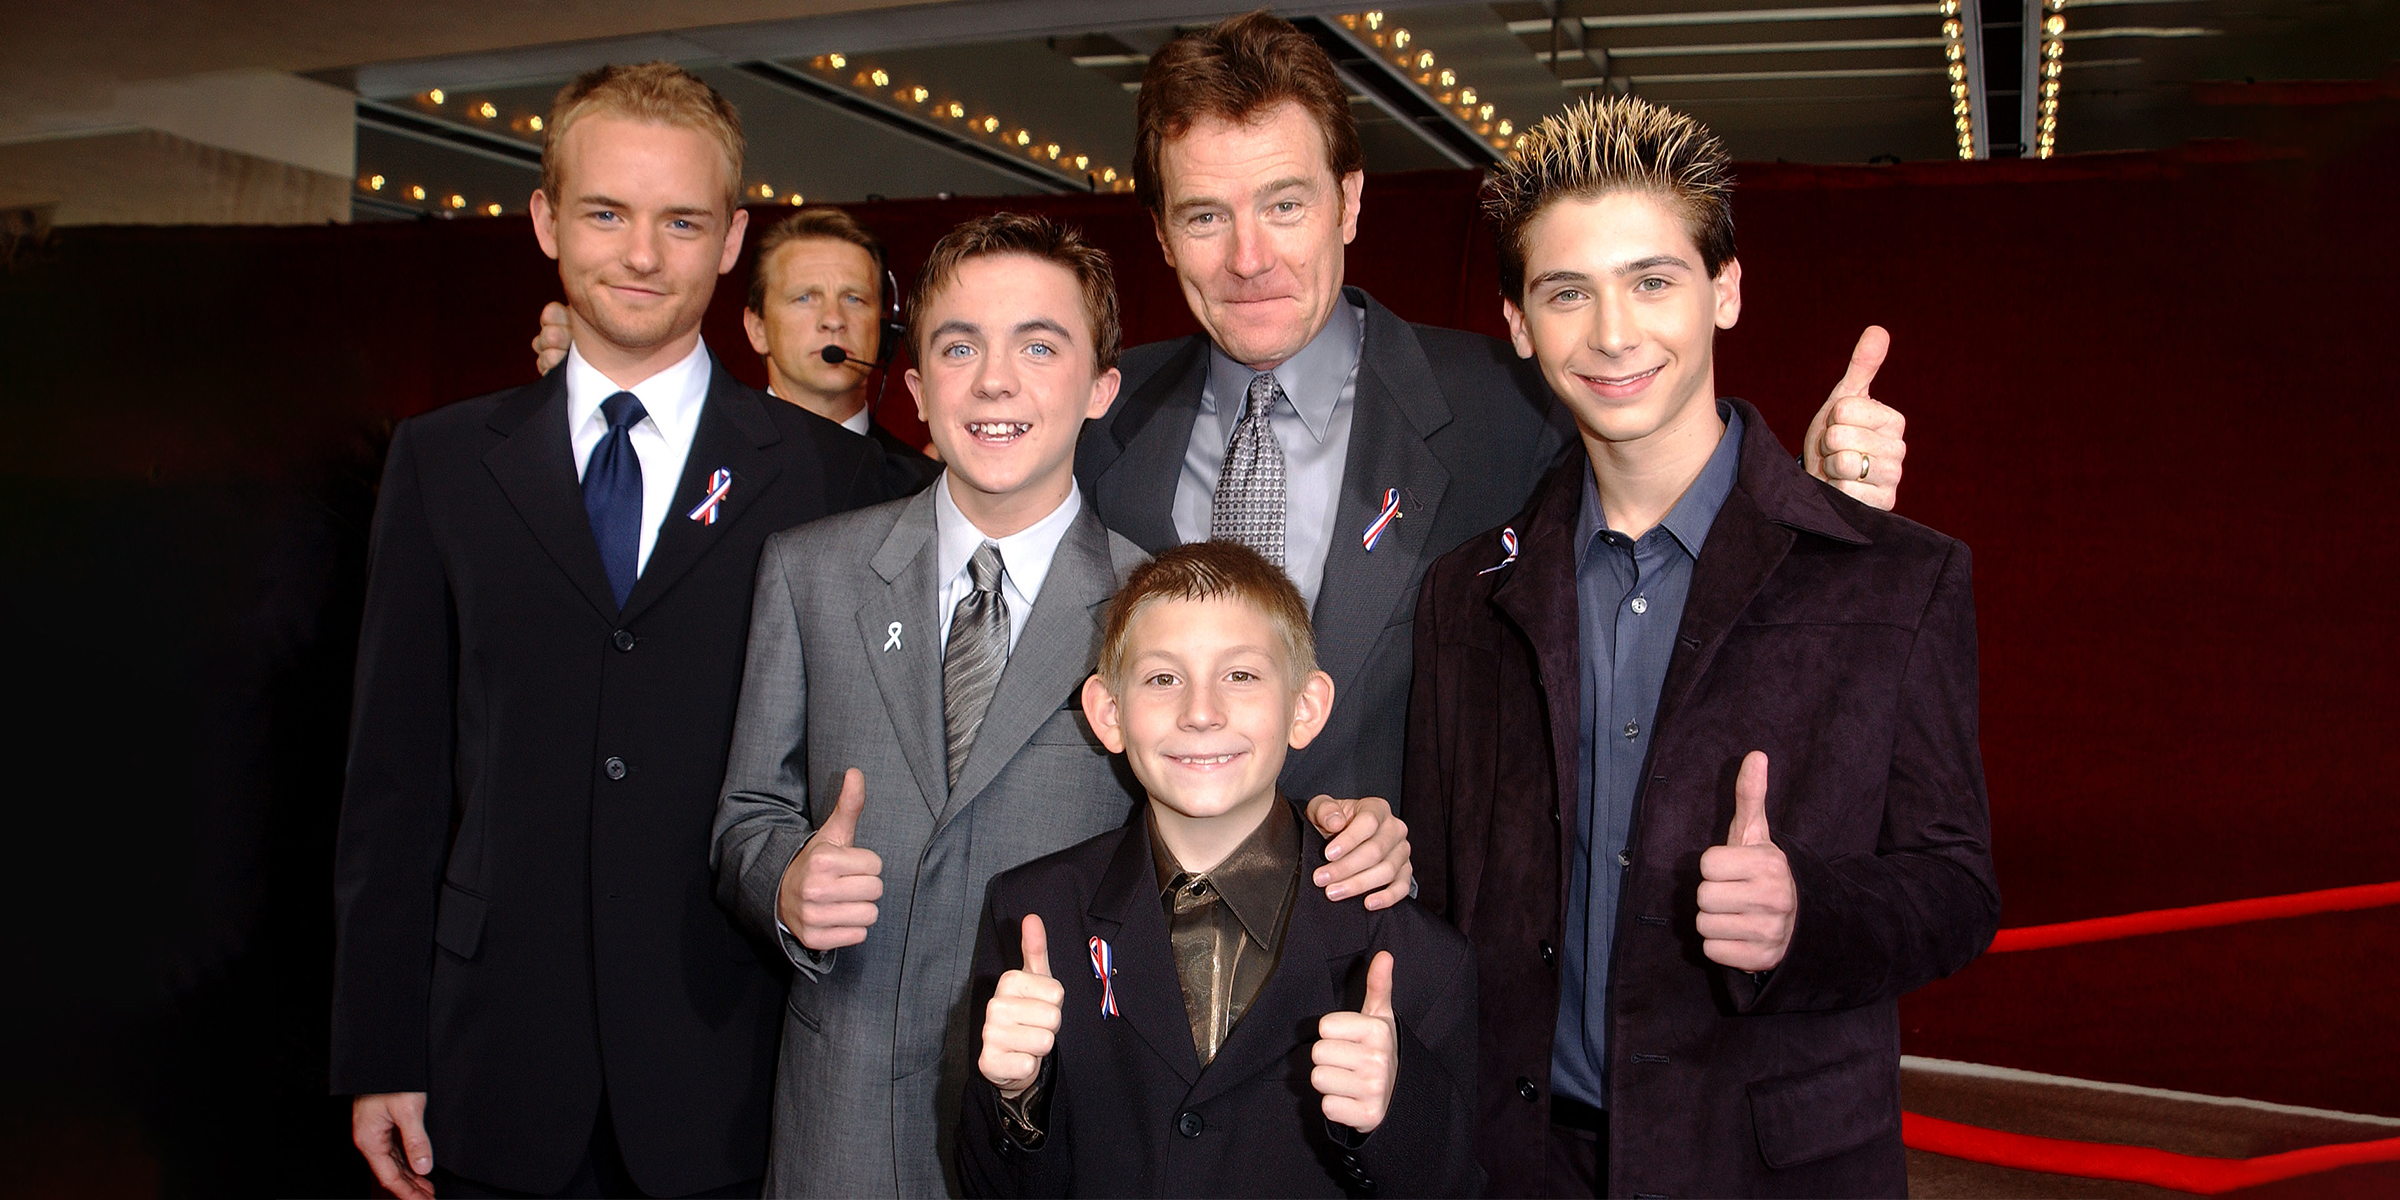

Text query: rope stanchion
(1903, 1112), (2400, 1194)
(1987, 880), (2400, 953)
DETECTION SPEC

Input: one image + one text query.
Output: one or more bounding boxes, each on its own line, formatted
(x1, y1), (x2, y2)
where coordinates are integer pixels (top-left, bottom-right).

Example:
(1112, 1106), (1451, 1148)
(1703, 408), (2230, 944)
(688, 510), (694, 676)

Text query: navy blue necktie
(583, 391), (648, 608)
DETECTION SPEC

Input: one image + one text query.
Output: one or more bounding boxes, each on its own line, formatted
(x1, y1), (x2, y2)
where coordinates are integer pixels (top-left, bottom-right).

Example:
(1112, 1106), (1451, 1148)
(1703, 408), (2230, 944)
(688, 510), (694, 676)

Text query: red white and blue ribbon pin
(1361, 488), (1403, 552)
(1475, 526), (1520, 576)
(1088, 935), (1119, 1018)
(686, 468), (732, 525)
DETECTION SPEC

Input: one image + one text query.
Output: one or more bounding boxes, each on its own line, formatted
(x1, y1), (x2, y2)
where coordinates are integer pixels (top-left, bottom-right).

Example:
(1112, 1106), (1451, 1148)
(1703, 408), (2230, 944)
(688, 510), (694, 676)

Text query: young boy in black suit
(958, 541), (1483, 1197)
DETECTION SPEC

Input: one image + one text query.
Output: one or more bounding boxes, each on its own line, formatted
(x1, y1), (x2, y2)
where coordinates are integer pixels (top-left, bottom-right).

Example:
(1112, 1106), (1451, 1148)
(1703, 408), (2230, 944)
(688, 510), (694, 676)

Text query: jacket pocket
(1747, 1053), (1899, 1169)
(433, 881), (490, 960)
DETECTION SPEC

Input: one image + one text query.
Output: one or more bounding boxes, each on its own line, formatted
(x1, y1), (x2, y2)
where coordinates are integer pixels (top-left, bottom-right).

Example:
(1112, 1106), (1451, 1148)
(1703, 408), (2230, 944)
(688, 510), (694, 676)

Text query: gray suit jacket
(711, 481), (1148, 1197)
(1078, 287), (1572, 804)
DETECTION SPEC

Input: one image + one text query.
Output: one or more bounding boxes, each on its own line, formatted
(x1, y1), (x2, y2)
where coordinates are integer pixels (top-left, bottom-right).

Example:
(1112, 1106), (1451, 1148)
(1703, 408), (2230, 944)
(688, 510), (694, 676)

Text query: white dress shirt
(566, 339), (711, 576)
(932, 476), (1083, 653)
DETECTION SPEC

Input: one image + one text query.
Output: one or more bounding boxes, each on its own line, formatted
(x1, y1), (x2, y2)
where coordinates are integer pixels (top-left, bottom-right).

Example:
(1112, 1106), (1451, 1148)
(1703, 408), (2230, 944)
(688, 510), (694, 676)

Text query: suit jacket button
(613, 629), (636, 651)
(1539, 939), (1555, 966)
(1176, 1111), (1204, 1138)
(1517, 1077), (1539, 1102)
(604, 756), (627, 780)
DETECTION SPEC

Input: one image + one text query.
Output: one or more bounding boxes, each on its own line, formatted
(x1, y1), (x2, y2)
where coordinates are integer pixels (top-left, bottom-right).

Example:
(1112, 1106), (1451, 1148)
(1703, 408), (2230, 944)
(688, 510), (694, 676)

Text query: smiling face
(744, 236), (882, 415)
(1152, 101), (1363, 371)
(531, 115), (747, 372)
(1503, 190), (1741, 451)
(1083, 594), (1333, 860)
(905, 253), (1120, 536)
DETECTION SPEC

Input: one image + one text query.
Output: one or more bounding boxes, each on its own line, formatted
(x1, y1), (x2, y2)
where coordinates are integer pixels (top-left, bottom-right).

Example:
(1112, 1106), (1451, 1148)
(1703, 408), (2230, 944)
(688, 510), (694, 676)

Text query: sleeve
(709, 535), (829, 976)
(956, 875), (1070, 1198)
(1730, 539), (2002, 1014)
(1346, 922), (1486, 1197)
(328, 421), (456, 1095)
(1399, 565), (1455, 918)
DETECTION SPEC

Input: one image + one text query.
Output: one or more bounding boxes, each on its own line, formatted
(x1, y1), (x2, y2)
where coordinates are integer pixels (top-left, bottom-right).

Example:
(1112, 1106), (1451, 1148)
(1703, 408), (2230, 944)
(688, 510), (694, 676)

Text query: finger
(816, 768), (867, 847)
(397, 1106), (433, 1177)
(1832, 325), (1889, 399)
(542, 300), (571, 330)
(1830, 393), (1906, 440)
(801, 860), (885, 900)
(800, 900), (881, 929)
(1020, 913), (1053, 979)
(1729, 751), (1770, 847)
(1361, 850), (1413, 912)
(1361, 950), (1395, 1019)
(1308, 794), (1355, 845)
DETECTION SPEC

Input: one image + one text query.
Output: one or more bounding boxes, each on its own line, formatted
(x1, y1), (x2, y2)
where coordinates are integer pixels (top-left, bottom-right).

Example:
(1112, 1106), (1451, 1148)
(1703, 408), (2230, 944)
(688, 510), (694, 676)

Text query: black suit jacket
(1078, 287), (1571, 804)
(957, 810), (1484, 1199)
(1405, 400), (1999, 1197)
(330, 357), (889, 1195)
(868, 416), (943, 494)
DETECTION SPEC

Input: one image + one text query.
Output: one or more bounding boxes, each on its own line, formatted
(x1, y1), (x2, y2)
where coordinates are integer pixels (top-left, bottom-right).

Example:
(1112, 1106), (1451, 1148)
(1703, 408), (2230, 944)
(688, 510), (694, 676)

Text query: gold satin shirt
(1150, 797), (1302, 1067)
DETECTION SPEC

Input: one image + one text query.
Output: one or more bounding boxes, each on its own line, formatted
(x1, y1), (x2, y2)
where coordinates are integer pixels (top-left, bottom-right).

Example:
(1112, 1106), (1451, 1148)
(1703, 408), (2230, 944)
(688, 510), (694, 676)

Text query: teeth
(967, 422), (1031, 436)
(1174, 753), (1237, 765)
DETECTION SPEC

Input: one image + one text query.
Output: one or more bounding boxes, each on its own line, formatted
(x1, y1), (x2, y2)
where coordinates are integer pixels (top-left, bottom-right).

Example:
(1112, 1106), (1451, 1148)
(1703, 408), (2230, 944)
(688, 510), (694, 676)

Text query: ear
(1080, 673), (1127, 755)
(1713, 257), (1742, 331)
(905, 367), (928, 424)
(1151, 212), (1177, 271)
(1338, 170), (1365, 245)
(530, 189), (561, 261)
(742, 306), (771, 357)
(1084, 365), (1122, 422)
(1502, 297), (1535, 360)
(1285, 670), (1336, 751)
(718, 207), (750, 276)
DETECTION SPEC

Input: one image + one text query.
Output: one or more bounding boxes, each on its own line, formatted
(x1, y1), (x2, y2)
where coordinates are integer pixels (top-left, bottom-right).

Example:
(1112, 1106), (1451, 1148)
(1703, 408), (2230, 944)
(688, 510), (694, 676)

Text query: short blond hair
(1482, 95), (1736, 298)
(541, 62), (745, 214)
(1098, 541), (1316, 696)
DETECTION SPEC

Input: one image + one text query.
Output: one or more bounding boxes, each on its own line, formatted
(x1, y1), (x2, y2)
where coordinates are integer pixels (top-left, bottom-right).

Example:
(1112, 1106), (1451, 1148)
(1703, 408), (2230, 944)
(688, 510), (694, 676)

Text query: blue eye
(1025, 342), (1055, 358)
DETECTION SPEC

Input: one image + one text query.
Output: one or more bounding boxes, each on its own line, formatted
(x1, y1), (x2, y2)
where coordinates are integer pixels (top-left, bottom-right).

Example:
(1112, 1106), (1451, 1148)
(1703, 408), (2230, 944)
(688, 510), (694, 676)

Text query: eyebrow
(928, 318), (981, 342)
(573, 194), (716, 219)
(1168, 174), (1320, 217)
(1526, 255), (1694, 291)
(1013, 317), (1074, 342)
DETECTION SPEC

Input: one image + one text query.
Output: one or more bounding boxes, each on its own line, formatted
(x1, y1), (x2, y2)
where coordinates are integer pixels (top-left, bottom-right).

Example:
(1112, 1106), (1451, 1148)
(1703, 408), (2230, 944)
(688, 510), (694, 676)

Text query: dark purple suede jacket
(1404, 398), (1999, 1198)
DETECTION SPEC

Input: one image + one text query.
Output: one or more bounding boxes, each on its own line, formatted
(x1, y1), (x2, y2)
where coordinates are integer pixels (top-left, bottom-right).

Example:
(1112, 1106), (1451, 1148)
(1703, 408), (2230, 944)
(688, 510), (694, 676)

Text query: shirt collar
(565, 337), (712, 443)
(1149, 796), (1300, 951)
(764, 385), (876, 437)
(932, 473), (1084, 605)
(1578, 400), (1746, 560)
(1202, 296), (1364, 444)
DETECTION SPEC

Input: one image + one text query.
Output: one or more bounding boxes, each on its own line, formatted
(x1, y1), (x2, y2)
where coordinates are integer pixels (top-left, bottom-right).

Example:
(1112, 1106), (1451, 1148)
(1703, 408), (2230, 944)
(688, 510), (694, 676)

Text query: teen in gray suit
(711, 214), (1414, 1197)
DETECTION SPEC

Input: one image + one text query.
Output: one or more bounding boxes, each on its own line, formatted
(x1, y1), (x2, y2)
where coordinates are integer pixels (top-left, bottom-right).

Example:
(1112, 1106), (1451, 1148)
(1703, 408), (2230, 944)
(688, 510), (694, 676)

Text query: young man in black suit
(959, 542), (1481, 1197)
(332, 62), (890, 1199)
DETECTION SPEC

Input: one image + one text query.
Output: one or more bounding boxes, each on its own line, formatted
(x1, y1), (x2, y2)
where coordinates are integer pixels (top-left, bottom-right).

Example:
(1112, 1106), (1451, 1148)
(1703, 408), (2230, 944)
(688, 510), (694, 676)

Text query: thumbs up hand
(1803, 326), (1907, 511)
(1313, 950), (1400, 1133)
(777, 768), (885, 951)
(980, 914), (1065, 1098)
(1697, 751), (1798, 972)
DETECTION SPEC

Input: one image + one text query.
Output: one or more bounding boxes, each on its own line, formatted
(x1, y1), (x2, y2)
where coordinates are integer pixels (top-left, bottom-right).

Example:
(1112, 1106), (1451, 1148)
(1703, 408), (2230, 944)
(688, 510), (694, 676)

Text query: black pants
(431, 1096), (760, 1199)
(1546, 1094), (1611, 1198)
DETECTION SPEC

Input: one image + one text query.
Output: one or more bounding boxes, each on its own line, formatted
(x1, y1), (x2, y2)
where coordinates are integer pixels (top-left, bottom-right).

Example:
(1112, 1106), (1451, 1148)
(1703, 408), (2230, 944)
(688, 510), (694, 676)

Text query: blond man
(332, 62), (891, 1198)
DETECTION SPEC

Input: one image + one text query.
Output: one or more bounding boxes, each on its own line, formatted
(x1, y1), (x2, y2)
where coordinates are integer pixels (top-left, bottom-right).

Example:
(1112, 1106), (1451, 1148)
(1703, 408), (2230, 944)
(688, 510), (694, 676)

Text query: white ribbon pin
(884, 622), (903, 652)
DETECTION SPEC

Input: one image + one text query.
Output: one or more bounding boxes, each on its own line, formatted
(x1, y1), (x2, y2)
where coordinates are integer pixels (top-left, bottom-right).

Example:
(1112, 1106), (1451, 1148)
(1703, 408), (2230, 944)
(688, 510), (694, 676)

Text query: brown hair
(906, 212), (1121, 372)
(1133, 10), (1364, 218)
(1098, 541), (1317, 694)
(746, 206), (888, 314)
(1482, 95), (1737, 298)
(541, 62), (744, 214)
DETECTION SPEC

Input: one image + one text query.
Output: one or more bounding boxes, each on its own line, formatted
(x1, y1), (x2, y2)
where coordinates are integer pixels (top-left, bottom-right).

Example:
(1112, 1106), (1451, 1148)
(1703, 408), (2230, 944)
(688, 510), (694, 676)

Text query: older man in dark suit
(1405, 96), (1997, 1196)
(1078, 13), (1912, 817)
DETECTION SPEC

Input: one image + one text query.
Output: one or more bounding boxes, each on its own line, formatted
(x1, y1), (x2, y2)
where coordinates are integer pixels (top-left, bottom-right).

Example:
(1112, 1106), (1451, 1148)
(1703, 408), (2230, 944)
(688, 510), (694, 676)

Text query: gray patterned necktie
(1211, 372), (1287, 566)
(942, 541), (1010, 788)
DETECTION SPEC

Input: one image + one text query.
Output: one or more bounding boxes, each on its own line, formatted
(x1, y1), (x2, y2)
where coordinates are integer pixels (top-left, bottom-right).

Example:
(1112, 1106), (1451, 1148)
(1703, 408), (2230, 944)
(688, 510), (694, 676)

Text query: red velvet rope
(1987, 880), (2400, 953)
(1903, 1113), (2400, 1194)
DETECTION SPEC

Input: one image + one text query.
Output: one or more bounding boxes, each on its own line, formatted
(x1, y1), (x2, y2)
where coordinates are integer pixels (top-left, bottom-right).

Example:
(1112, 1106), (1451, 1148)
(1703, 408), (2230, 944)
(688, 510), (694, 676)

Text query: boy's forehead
(1127, 593), (1285, 653)
(557, 115), (733, 208)
(925, 253), (1091, 337)
(1527, 190), (1703, 269)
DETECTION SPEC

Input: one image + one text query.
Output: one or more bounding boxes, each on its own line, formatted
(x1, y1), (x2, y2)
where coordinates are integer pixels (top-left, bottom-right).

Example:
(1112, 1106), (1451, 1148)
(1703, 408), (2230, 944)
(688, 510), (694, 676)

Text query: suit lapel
(1188, 820), (1365, 1107)
(1088, 337), (1206, 553)
(482, 370), (621, 621)
(621, 361), (784, 623)
(1304, 297), (1453, 745)
(859, 486), (950, 819)
(1488, 456), (1593, 925)
(1087, 820), (1204, 1087)
(942, 502), (1116, 824)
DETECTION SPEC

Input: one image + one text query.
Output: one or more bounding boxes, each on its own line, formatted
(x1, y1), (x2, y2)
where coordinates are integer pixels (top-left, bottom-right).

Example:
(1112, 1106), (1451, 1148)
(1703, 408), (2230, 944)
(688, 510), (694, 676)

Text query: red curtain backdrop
(4, 107), (2394, 1134)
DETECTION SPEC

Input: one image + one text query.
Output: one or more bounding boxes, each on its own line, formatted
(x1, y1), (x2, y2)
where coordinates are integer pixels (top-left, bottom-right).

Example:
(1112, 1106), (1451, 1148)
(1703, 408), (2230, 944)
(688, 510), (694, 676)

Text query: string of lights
(1940, 0), (1975, 159)
(2035, 0), (2065, 157)
(801, 52), (1131, 192)
(1338, 11), (1527, 154)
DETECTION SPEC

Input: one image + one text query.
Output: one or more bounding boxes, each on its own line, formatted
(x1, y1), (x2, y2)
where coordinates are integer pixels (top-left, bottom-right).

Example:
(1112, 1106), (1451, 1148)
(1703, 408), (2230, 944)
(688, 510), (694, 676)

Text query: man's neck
(944, 469), (1074, 539)
(572, 312), (703, 392)
(766, 362), (870, 425)
(1149, 791), (1277, 876)
(1584, 394), (1727, 541)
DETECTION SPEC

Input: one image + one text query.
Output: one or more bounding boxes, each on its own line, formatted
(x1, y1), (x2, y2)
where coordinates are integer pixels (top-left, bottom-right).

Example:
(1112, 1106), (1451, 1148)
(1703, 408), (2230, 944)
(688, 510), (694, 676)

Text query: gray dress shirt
(1170, 299), (1364, 609)
(1551, 402), (1745, 1110)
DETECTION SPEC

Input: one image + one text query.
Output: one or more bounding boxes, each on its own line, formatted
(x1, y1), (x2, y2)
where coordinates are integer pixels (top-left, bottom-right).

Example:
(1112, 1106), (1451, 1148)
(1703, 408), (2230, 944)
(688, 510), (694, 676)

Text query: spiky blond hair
(1483, 95), (1736, 298)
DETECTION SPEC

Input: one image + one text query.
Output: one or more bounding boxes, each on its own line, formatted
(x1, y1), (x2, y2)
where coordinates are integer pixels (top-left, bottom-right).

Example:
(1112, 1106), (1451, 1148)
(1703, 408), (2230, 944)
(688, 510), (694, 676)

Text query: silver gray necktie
(942, 542), (1010, 789)
(1211, 372), (1287, 566)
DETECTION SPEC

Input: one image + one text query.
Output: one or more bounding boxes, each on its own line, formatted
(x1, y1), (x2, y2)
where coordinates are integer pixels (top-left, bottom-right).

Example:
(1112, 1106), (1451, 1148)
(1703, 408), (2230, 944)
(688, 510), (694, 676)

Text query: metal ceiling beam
(730, 60), (1075, 194)
(1291, 16), (1497, 169)
(1508, 5), (1938, 35)
(1544, 36), (1949, 59)
(355, 98), (542, 170)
